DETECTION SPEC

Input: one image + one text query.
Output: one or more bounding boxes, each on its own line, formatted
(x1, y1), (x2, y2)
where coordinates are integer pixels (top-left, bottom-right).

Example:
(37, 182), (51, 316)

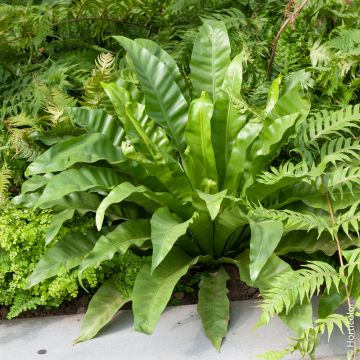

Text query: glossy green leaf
(248, 113), (299, 161)
(212, 54), (246, 185)
(47, 192), (131, 220)
(134, 38), (190, 103)
(267, 85), (310, 123)
(25, 133), (125, 176)
(124, 101), (174, 161)
(96, 182), (147, 229)
(71, 107), (125, 146)
(40, 192), (109, 217)
(197, 267), (230, 351)
(45, 209), (75, 245)
(249, 218), (284, 282)
(102, 81), (130, 118)
(108, 96), (191, 201)
(133, 247), (198, 334)
(30, 131), (74, 146)
(74, 276), (131, 343)
(150, 208), (195, 271)
(188, 211), (214, 256)
(190, 20), (231, 102)
(36, 166), (124, 208)
(237, 250), (291, 290)
(104, 83), (173, 158)
(12, 191), (104, 214)
(21, 174), (53, 193)
(96, 182), (176, 230)
(265, 74), (282, 114)
(184, 92), (218, 189)
(196, 189), (227, 220)
(51, 192), (102, 212)
(78, 220), (151, 283)
(222, 54), (244, 95)
(11, 192), (41, 208)
(26, 229), (100, 287)
(214, 206), (248, 257)
(104, 84), (191, 200)
(114, 36), (188, 151)
(243, 113), (300, 192)
(274, 231), (358, 257)
(126, 162), (191, 205)
(224, 121), (263, 194)
(277, 182), (360, 213)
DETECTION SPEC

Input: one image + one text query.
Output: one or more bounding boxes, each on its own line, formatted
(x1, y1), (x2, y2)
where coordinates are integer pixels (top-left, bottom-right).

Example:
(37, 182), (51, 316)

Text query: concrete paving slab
(0, 300), (357, 360)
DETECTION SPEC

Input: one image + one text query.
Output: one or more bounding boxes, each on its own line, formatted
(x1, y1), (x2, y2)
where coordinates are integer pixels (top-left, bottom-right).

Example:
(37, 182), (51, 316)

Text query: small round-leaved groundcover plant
(0, 205), (138, 319)
(14, 21), (360, 359)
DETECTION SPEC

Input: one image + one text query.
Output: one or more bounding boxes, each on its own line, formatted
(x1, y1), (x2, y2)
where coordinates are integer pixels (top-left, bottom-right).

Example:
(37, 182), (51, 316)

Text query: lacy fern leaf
(326, 166), (360, 199)
(81, 53), (116, 108)
(333, 201), (360, 239)
(248, 204), (329, 234)
(326, 29), (360, 51)
(261, 314), (348, 359)
(299, 104), (360, 149)
(319, 138), (360, 168)
(257, 162), (309, 185)
(258, 262), (340, 327)
(0, 165), (12, 205)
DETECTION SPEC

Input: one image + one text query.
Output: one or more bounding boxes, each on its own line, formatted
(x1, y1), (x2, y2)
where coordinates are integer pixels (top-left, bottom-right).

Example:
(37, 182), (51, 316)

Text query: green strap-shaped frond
(197, 267), (230, 351)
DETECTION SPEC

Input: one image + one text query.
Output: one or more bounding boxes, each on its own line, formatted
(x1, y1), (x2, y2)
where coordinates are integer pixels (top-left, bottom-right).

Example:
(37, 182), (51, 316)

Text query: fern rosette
(15, 20), (360, 358)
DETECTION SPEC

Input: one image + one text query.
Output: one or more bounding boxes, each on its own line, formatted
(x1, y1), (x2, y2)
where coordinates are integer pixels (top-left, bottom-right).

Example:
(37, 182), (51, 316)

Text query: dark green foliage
(1, 0), (359, 202)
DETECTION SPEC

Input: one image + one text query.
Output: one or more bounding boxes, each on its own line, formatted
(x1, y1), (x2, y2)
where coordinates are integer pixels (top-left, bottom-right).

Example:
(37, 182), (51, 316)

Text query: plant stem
(268, 0), (309, 75)
(324, 190), (357, 360)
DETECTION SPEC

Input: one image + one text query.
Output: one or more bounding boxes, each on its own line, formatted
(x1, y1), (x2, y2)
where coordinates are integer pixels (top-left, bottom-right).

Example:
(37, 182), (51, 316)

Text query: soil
(0, 265), (259, 320)
(0, 295), (91, 320)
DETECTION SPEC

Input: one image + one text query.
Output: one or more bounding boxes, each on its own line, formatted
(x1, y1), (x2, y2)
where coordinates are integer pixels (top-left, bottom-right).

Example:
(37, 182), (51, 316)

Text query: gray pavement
(0, 300), (356, 360)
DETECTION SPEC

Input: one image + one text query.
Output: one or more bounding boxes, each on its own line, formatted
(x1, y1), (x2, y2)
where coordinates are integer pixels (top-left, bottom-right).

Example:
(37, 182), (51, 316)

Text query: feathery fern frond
(326, 29), (360, 51)
(292, 314), (347, 354)
(95, 53), (116, 73)
(299, 104), (360, 149)
(335, 200), (360, 239)
(309, 40), (331, 67)
(343, 247), (360, 277)
(42, 89), (76, 125)
(81, 52), (116, 108)
(318, 138), (360, 167)
(5, 113), (35, 129)
(0, 165), (12, 205)
(201, 7), (246, 29)
(249, 204), (329, 234)
(167, 0), (198, 15)
(326, 166), (360, 199)
(258, 261), (340, 327)
(257, 161), (310, 185)
(273, 28), (305, 75)
(6, 128), (41, 161)
(261, 314), (348, 359)
(228, 93), (265, 120)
